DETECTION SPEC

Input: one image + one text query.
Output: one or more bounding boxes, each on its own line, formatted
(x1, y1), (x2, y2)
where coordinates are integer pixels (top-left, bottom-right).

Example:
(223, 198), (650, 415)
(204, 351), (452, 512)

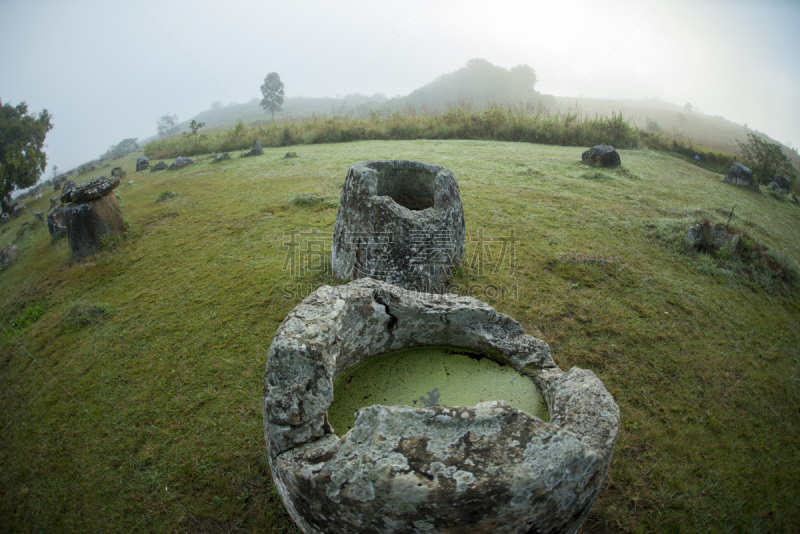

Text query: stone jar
(264, 278), (619, 534)
(331, 160), (465, 292)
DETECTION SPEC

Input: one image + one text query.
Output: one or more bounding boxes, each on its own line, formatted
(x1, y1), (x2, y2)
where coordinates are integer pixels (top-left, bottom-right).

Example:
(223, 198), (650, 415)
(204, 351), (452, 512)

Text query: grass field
(1, 140), (799, 532)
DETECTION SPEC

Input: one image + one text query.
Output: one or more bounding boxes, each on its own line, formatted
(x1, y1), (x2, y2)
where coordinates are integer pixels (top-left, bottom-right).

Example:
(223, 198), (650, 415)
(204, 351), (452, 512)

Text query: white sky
(2, 0), (799, 175)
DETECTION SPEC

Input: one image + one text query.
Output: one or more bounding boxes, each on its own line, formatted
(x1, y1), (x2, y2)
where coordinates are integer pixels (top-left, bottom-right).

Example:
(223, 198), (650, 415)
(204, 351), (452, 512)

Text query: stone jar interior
(331, 160), (465, 292)
(264, 278), (620, 534)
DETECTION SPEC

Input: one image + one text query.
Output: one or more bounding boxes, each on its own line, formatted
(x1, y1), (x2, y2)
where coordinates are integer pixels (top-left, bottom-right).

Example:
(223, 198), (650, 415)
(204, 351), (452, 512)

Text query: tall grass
(145, 103), (647, 160)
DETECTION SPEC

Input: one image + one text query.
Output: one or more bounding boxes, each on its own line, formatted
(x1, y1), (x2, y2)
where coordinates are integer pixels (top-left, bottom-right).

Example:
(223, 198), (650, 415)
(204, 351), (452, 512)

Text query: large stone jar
(331, 160), (465, 292)
(264, 278), (619, 534)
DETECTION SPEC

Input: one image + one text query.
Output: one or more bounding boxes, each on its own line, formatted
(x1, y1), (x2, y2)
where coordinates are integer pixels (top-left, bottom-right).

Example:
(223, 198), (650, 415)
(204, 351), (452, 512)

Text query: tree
(102, 138), (139, 160)
(0, 100), (53, 214)
(157, 113), (180, 138)
(182, 120), (206, 155)
(260, 72), (285, 120)
(736, 133), (797, 184)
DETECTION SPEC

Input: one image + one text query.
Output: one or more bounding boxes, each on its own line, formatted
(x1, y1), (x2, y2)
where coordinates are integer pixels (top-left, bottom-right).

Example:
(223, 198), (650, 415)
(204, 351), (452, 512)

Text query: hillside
(1, 141), (799, 532)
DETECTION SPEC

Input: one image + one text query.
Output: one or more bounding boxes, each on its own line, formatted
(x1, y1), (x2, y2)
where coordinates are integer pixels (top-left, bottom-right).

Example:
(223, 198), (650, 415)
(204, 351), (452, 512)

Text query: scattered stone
(61, 180), (76, 195)
(61, 176), (120, 204)
(150, 161), (168, 172)
(768, 182), (789, 195)
(47, 204), (68, 239)
(168, 156), (195, 170)
(12, 204), (26, 218)
(0, 243), (19, 269)
(49, 197), (59, 211)
(685, 223), (741, 253)
(284, 151), (298, 158)
(0, 212), (8, 225)
(265, 278), (619, 534)
(54, 182), (61, 191)
(582, 145), (621, 167)
(724, 162), (756, 188)
(211, 153), (231, 163)
(243, 140), (263, 157)
(33, 211), (44, 222)
(136, 157), (149, 172)
(110, 166), (125, 179)
(331, 160), (466, 292)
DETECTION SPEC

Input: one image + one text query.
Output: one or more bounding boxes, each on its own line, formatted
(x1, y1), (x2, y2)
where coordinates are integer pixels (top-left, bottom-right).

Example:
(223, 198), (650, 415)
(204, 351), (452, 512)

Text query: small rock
(768, 182), (789, 195)
(724, 163), (756, 188)
(0, 243), (19, 269)
(685, 223), (740, 252)
(168, 156), (195, 170)
(34, 211), (44, 222)
(150, 161), (168, 172)
(12, 204), (26, 218)
(48, 204), (68, 239)
(0, 212), (8, 225)
(110, 167), (125, 178)
(582, 145), (621, 167)
(136, 157), (149, 172)
(49, 197), (59, 211)
(62, 180), (76, 195)
(243, 140), (263, 157)
(284, 151), (298, 158)
(211, 153), (231, 163)
(774, 174), (791, 191)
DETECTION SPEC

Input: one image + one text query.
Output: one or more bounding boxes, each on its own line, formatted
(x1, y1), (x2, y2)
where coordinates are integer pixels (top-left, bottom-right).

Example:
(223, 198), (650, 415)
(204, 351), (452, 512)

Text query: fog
(2, 0), (799, 175)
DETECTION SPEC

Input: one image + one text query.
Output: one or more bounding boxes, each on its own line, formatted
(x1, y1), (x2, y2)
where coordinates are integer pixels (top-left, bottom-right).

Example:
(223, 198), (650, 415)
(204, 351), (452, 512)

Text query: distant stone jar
(582, 145), (621, 167)
(724, 162), (756, 189)
(61, 176), (124, 260)
(264, 278), (620, 534)
(331, 160), (465, 292)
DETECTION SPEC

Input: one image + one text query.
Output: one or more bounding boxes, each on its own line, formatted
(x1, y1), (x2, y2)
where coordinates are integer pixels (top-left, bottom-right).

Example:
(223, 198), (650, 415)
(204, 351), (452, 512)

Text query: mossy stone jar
(264, 278), (619, 534)
(330, 160), (465, 293)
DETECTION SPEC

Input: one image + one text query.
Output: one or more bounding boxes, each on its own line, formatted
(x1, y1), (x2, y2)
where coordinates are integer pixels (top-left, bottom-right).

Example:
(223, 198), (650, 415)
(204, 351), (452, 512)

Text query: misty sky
(2, 0), (799, 177)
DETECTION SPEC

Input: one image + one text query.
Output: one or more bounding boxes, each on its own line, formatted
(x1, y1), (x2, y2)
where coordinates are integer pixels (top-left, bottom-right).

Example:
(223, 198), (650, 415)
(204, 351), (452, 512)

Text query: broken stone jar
(331, 160), (465, 292)
(263, 278), (619, 534)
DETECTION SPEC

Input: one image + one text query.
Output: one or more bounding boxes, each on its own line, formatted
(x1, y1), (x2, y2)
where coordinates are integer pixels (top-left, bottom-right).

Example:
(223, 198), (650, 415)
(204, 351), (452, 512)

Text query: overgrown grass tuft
(63, 299), (115, 327)
(155, 189), (178, 202)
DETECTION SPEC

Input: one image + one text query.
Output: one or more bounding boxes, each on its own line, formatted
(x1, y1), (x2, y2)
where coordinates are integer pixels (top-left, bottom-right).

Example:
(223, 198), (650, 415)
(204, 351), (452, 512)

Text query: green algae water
(328, 345), (548, 436)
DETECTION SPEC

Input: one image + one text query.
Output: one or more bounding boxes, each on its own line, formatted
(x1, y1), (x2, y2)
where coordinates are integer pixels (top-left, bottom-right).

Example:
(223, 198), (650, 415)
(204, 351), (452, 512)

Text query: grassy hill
(1, 140), (799, 532)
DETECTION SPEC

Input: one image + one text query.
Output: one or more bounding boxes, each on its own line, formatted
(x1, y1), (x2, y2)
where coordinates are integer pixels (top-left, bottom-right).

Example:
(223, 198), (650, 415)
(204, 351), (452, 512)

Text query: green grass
(1, 141), (799, 532)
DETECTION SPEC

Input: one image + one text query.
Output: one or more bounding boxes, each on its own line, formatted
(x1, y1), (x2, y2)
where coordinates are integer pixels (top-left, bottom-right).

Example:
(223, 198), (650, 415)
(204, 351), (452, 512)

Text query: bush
(737, 133), (797, 185)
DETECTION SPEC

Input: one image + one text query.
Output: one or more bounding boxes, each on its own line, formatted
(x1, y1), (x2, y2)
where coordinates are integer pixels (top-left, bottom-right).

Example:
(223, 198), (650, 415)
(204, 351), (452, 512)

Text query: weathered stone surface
(768, 182), (789, 194)
(685, 223), (740, 252)
(61, 180), (76, 195)
(110, 166), (125, 179)
(151, 161), (168, 172)
(12, 204), (26, 218)
(49, 197), (59, 210)
(33, 211), (44, 222)
(581, 145), (621, 167)
(0, 212), (8, 225)
(136, 157), (149, 171)
(264, 278), (619, 534)
(47, 204), (69, 239)
(244, 140), (263, 157)
(211, 153), (231, 163)
(61, 176), (120, 204)
(331, 160), (466, 292)
(0, 243), (19, 269)
(724, 162), (756, 188)
(774, 174), (791, 191)
(168, 156), (195, 170)
(65, 193), (125, 260)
